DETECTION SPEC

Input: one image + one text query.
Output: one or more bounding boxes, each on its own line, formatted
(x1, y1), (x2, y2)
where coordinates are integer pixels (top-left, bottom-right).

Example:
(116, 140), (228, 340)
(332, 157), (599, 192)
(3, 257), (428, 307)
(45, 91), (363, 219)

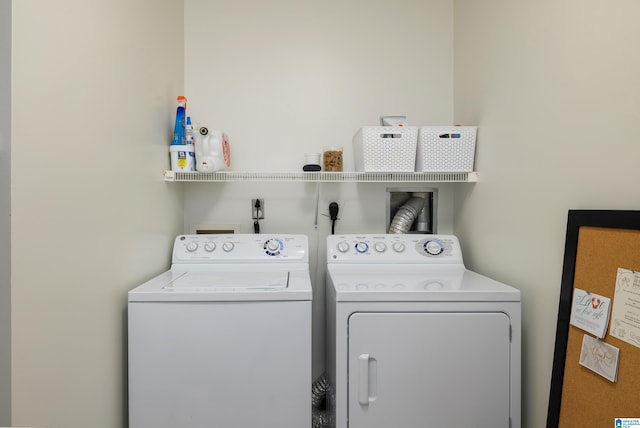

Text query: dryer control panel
(327, 234), (463, 264)
(172, 234), (308, 263)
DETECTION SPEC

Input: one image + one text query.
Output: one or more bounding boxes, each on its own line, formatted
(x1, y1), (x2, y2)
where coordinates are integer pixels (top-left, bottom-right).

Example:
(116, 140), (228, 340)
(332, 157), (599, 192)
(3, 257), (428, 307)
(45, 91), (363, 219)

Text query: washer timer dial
(264, 238), (283, 256)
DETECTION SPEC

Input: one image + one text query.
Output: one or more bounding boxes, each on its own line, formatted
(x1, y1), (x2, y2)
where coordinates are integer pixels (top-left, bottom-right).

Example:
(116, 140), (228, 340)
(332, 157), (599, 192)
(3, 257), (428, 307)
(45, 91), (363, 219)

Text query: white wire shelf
(164, 170), (478, 183)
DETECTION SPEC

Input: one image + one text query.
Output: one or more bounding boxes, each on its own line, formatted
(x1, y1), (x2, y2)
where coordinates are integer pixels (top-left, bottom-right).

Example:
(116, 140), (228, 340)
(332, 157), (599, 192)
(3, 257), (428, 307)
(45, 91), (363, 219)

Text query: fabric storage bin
(416, 126), (477, 172)
(353, 126), (418, 172)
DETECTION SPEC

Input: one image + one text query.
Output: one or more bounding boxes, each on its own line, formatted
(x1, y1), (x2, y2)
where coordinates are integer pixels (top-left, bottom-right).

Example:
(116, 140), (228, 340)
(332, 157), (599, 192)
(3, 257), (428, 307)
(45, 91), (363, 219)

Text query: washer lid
(128, 265), (312, 302)
(169, 271), (289, 291)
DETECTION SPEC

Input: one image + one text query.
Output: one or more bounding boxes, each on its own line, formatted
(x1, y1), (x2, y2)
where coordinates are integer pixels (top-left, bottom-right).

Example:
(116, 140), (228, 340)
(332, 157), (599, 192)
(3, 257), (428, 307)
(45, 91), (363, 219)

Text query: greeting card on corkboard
(547, 210), (640, 428)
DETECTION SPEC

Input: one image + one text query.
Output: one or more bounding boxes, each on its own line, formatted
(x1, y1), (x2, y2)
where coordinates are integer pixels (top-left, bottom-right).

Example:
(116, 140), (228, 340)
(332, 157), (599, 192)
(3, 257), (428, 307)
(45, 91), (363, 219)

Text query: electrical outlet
(252, 199), (264, 219)
(324, 200), (345, 218)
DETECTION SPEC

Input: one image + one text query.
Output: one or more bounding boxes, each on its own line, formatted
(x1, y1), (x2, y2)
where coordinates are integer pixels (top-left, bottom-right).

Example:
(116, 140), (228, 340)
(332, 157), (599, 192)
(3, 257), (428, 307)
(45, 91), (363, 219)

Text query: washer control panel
(327, 234), (463, 264)
(172, 234), (308, 263)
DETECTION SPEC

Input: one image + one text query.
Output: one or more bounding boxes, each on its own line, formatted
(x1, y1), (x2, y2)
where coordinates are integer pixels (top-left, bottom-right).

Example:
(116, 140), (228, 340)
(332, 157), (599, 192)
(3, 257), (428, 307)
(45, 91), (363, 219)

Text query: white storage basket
(416, 126), (477, 172)
(353, 126), (418, 172)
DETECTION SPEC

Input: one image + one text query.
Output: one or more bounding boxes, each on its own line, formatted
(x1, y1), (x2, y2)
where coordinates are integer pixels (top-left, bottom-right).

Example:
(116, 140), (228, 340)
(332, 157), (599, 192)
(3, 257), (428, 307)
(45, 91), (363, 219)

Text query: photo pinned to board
(579, 334), (620, 382)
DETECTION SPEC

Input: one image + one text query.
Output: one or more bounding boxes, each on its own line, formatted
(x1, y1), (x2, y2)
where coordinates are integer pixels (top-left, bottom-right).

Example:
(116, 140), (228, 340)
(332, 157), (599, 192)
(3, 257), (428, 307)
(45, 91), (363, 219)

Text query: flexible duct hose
(312, 373), (331, 428)
(388, 196), (425, 234)
(311, 373), (329, 409)
(313, 411), (330, 428)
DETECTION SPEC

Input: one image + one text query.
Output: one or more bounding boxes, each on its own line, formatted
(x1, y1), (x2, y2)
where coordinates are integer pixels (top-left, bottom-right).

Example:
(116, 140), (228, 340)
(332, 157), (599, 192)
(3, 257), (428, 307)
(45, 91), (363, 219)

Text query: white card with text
(570, 288), (611, 338)
(610, 268), (640, 348)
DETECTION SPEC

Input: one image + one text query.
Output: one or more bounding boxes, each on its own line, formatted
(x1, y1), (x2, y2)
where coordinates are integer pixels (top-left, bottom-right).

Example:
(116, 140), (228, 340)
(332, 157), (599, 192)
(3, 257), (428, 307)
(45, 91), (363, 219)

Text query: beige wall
(453, 0), (640, 427)
(184, 0), (455, 172)
(182, 0), (457, 379)
(11, 1), (184, 427)
(0, 0), (11, 424)
(12, 1), (640, 426)
(10, 1), (456, 425)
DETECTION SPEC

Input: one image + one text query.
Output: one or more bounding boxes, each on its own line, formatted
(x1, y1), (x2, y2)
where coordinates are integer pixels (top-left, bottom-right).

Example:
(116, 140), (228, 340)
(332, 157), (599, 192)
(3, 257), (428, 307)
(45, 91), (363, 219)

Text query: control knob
(265, 239), (280, 252)
(222, 241), (235, 252)
(392, 242), (405, 253)
(186, 242), (198, 252)
(424, 240), (445, 255)
(374, 242), (387, 253)
(355, 242), (369, 253)
(337, 241), (350, 253)
(204, 242), (216, 252)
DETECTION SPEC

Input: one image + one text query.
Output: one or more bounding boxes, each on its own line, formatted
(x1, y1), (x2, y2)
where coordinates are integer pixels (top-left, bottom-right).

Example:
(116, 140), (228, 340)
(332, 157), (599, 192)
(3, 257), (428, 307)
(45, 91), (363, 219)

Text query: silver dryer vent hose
(312, 373), (330, 428)
(388, 196), (425, 234)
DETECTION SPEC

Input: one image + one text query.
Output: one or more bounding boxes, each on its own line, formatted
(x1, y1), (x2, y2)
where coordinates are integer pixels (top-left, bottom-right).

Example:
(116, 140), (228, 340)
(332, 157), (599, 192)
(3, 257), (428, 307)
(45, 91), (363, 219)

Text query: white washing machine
(326, 234), (521, 428)
(128, 234), (312, 428)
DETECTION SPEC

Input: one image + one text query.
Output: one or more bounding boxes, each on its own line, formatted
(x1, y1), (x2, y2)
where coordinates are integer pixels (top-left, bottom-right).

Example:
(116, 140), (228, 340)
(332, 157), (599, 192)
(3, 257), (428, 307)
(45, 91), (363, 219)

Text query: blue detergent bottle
(171, 96), (187, 145)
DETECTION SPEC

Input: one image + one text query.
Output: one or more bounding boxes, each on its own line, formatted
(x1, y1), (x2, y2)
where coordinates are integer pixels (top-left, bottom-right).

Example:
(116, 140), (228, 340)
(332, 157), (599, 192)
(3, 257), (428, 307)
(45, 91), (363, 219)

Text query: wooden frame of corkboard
(547, 210), (640, 427)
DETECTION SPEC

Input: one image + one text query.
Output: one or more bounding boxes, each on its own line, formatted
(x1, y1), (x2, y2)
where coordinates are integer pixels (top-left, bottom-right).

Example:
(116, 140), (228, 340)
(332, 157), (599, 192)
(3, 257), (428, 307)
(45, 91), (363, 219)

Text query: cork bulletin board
(547, 210), (640, 427)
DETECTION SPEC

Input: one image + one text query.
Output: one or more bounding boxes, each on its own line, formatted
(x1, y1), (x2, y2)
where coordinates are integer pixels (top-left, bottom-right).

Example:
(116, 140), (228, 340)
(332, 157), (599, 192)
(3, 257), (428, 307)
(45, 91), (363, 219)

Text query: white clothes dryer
(326, 234), (521, 428)
(128, 234), (312, 428)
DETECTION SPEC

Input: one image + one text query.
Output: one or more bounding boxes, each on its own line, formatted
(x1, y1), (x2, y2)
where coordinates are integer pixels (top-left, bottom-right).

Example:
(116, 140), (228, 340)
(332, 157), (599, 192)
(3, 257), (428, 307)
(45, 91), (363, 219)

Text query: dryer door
(348, 312), (511, 428)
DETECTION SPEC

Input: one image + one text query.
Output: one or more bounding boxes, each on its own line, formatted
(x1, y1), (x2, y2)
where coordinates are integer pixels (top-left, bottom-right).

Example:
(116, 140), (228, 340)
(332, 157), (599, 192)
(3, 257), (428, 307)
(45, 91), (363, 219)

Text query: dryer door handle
(358, 354), (377, 405)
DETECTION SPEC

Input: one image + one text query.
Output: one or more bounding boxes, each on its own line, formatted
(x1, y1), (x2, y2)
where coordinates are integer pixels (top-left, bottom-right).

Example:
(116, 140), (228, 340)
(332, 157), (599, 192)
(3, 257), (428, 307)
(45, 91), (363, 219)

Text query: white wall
(453, 1), (640, 427)
(11, 1), (185, 427)
(183, 0), (456, 378)
(0, 0), (11, 424)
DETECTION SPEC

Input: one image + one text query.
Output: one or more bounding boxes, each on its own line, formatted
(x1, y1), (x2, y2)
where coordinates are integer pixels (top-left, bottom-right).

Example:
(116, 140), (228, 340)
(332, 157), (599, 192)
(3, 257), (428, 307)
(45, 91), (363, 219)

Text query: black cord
(329, 202), (339, 235)
(254, 199), (261, 233)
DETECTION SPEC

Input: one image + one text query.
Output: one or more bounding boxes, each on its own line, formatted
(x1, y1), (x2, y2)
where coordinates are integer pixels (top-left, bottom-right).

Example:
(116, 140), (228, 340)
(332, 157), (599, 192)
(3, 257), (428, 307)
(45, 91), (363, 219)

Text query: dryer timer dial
(424, 240), (445, 256)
